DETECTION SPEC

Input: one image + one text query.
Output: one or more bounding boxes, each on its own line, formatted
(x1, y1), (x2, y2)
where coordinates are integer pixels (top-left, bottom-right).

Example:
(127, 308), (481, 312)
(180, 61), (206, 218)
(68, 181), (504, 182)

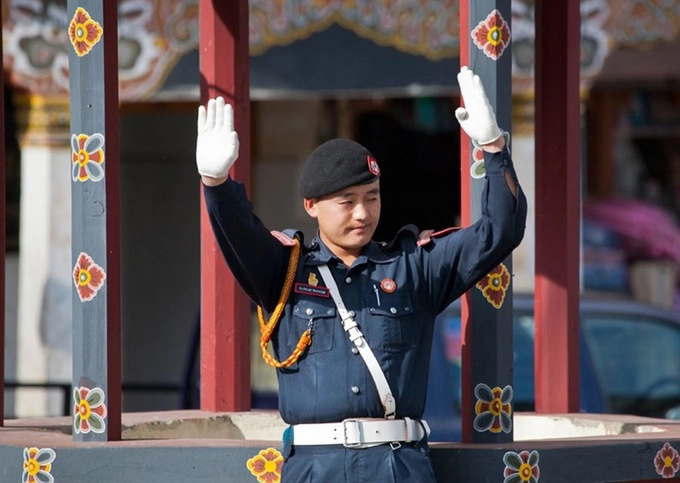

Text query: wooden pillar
(68, 0), (121, 440)
(534, 0), (581, 413)
(459, 0), (514, 443)
(199, 0), (251, 412)
(0, 4), (5, 426)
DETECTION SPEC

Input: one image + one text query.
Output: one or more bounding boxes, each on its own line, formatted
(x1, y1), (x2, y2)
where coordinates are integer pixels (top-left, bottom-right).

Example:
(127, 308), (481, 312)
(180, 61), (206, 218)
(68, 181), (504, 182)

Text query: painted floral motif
(3, 0), (680, 99)
(71, 133), (105, 182)
(471, 9), (511, 60)
(580, 0), (612, 78)
(474, 383), (513, 433)
(470, 132), (511, 179)
(250, 0), (460, 60)
(476, 263), (511, 309)
(511, 1), (611, 91)
(613, 0), (680, 46)
(655, 442), (680, 478)
(73, 386), (108, 434)
(69, 7), (103, 57)
(73, 253), (107, 302)
(470, 146), (486, 179)
(503, 450), (540, 483)
(5, 1), (200, 99)
(22, 447), (56, 483)
(164, 0), (199, 51)
(247, 447), (283, 483)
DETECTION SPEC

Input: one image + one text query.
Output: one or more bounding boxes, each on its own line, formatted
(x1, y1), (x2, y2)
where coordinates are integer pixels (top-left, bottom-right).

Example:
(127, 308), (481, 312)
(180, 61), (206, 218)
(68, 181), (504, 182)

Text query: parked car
(423, 293), (680, 441)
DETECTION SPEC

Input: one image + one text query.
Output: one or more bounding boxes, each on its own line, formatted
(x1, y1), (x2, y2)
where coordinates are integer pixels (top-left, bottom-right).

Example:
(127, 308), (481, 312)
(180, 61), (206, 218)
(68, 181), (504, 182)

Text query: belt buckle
(342, 419), (362, 448)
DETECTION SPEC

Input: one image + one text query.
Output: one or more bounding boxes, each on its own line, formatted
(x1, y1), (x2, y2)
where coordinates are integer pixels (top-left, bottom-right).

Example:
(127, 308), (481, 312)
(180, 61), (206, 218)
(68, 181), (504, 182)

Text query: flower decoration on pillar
(69, 7), (103, 57)
(22, 447), (56, 483)
(503, 450), (540, 483)
(474, 383), (513, 433)
(73, 252), (107, 302)
(71, 133), (105, 182)
(470, 146), (486, 179)
(470, 133), (511, 179)
(471, 9), (511, 60)
(73, 386), (108, 434)
(476, 263), (511, 308)
(655, 442), (680, 479)
(247, 447), (283, 483)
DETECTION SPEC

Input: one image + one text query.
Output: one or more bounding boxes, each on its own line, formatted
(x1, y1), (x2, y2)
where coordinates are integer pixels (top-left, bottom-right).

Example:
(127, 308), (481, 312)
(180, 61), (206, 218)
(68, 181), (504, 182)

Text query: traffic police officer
(196, 66), (527, 482)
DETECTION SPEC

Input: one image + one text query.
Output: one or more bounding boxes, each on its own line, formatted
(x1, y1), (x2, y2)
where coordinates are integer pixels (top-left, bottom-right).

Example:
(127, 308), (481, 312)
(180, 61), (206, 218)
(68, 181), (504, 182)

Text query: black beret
(298, 139), (381, 198)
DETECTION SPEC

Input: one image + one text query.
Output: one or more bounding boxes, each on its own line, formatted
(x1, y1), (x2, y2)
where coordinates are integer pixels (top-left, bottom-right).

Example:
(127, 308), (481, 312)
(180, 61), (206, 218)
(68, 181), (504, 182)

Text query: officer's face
(304, 180), (381, 260)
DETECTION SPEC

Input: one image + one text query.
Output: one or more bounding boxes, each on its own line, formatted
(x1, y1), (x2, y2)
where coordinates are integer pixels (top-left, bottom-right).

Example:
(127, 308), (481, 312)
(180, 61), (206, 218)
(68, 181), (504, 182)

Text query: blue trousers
(281, 442), (437, 483)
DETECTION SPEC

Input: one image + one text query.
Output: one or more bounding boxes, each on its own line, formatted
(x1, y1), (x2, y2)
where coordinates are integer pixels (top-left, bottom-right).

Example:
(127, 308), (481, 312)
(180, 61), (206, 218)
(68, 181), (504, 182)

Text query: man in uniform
(196, 67), (527, 482)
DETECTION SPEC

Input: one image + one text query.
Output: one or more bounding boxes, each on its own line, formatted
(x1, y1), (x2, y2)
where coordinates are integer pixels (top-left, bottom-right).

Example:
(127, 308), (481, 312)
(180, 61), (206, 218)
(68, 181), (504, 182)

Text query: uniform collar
(304, 234), (397, 266)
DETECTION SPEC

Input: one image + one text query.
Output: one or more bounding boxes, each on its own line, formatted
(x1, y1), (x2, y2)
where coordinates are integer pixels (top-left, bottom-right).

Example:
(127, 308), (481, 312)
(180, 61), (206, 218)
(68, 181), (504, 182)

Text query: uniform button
(348, 310), (356, 317)
(370, 308), (375, 312)
(305, 308), (314, 316)
(404, 307), (410, 312)
(390, 307), (397, 314)
(345, 277), (352, 284)
(351, 386), (360, 394)
(327, 309), (334, 315)
(351, 347), (359, 354)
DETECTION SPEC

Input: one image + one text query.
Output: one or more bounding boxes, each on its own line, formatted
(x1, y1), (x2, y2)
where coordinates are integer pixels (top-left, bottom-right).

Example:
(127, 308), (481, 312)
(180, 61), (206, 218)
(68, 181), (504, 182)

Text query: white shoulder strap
(317, 264), (396, 419)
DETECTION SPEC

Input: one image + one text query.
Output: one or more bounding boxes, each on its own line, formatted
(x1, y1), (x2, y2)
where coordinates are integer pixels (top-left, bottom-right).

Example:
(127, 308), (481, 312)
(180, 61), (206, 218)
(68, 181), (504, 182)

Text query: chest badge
(294, 270), (330, 298)
(380, 278), (397, 293)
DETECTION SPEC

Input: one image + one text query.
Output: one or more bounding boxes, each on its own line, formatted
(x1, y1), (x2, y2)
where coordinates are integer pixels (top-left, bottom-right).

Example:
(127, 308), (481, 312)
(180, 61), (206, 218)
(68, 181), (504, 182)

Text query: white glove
(455, 66), (503, 145)
(196, 96), (239, 178)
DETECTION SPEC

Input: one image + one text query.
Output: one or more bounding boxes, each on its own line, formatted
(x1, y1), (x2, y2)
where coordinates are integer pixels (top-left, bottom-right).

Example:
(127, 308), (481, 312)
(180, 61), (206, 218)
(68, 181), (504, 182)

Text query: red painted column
(102, 0), (122, 440)
(198, 0), (251, 412)
(458, 2), (471, 223)
(0, 5), (5, 427)
(458, 0), (472, 443)
(534, 0), (581, 413)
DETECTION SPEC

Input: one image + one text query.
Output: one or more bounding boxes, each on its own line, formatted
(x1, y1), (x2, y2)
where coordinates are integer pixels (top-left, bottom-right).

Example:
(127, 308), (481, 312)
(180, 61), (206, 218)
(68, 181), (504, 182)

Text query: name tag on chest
(294, 282), (330, 298)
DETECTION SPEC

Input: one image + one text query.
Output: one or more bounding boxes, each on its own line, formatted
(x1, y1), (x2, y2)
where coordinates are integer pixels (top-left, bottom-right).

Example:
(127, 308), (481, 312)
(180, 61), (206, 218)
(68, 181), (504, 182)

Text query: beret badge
(367, 155), (380, 176)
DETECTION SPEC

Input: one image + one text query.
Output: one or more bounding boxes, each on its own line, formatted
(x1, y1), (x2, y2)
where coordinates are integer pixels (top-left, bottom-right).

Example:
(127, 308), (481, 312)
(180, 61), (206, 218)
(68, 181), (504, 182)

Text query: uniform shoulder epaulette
(383, 224), (419, 250)
(416, 226), (462, 247)
(271, 229), (310, 249)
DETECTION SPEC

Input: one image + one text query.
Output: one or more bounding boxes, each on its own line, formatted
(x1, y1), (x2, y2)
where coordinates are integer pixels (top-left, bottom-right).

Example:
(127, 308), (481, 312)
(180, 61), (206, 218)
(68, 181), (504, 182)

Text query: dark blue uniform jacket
(203, 147), (527, 482)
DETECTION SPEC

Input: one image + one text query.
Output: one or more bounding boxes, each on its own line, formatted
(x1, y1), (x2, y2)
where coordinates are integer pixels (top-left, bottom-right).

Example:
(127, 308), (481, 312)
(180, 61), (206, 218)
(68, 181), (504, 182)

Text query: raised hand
(455, 66), (503, 146)
(196, 96), (240, 179)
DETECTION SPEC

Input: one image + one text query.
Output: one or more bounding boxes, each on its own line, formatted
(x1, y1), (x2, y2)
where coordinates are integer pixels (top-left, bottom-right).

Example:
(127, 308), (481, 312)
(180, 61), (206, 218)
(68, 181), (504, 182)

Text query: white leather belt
(292, 417), (430, 449)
